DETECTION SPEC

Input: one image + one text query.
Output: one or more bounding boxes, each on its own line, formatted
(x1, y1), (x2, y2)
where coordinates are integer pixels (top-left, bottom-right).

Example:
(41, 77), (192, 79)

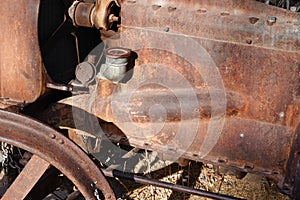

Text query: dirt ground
(117, 162), (290, 200)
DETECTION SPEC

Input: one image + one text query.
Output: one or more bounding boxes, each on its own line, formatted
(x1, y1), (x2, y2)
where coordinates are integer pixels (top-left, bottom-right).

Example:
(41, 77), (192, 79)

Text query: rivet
(246, 39), (253, 44)
(152, 5), (161, 10)
(267, 16), (277, 26)
(127, 0), (136, 3)
(249, 17), (259, 24)
(220, 11), (230, 16)
(50, 134), (56, 139)
(290, 6), (297, 12)
(218, 159), (227, 163)
(279, 112), (285, 118)
(163, 27), (170, 32)
(244, 164), (254, 169)
(196, 8), (207, 13)
(120, 137), (128, 143)
(58, 139), (64, 144)
(272, 171), (280, 175)
(105, 132), (111, 137)
(240, 133), (245, 138)
(168, 147), (176, 151)
(168, 6), (177, 12)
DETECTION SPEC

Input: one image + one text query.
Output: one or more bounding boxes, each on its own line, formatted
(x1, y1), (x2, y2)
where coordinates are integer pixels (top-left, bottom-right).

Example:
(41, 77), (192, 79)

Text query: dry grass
(119, 162), (289, 200)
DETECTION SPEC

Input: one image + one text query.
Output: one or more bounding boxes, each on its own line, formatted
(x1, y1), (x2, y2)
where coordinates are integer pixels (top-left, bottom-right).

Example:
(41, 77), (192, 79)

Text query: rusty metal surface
(0, 0), (45, 103)
(0, 109), (116, 200)
(32, 0), (300, 197)
(122, 0), (300, 52)
(66, 0), (300, 196)
(91, 43), (298, 178)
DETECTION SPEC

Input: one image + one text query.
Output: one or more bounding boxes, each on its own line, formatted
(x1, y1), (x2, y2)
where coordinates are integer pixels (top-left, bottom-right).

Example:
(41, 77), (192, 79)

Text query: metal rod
(102, 169), (245, 200)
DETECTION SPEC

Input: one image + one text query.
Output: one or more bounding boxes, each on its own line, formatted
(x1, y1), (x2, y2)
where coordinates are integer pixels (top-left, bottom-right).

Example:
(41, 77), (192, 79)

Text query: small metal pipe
(46, 83), (73, 92)
(102, 169), (245, 200)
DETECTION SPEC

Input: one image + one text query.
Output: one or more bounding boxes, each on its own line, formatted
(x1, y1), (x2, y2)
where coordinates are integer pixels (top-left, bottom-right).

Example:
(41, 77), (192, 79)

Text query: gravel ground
(115, 162), (290, 200)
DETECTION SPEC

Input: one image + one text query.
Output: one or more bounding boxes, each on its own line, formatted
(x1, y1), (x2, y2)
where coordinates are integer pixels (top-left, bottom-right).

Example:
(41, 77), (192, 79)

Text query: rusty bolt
(267, 16), (277, 26)
(50, 134), (56, 139)
(168, 147), (176, 152)
(290, 6), (297, 12)
(144, 142), (151, 146)
(220, 11), (230, 16)
(196, 8), (207, 14)
(58, 139), (64, 144)
(127, 0), (136, 3)
(168, 6), (177, 12)
(249, 17), (259, 24)
(246, 39), (253, 44)
(218, 159), (227, 163)
(108, 14), (119, 23)
(152, 4), (161, 10)
(163, 27), (170, 32)
(120, 137), (128, 143)
(279, 112), (285, 118)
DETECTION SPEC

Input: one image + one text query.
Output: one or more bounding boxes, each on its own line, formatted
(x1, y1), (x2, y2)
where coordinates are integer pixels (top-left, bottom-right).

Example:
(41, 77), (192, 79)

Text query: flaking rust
(87, 0), (300, 196)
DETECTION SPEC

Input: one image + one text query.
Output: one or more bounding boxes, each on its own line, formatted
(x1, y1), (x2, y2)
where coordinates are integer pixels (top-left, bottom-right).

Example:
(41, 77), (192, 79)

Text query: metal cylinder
(98, 47), (131, 83)
(69, 1), (95, 27)
(75, 61), (96, 86)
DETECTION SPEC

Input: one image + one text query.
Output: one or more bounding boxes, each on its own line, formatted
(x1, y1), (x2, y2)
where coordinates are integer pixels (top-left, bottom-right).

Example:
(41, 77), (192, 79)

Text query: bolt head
(249, 17), (259, 24)
(267, 16), (277, 26)
(279, 112), (285, 118)
(50, 134), (56, 139)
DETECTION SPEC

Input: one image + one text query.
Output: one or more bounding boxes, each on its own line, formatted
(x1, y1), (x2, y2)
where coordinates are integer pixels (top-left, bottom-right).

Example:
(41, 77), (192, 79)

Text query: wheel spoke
(1, 155), (50, 200)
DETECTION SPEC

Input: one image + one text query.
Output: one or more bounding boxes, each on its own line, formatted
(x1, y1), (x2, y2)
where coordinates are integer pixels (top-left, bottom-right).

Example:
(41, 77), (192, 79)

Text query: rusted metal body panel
(72, 0), (300, 195)
(0, 0), (44, 103)
(2, 0), (297, 197)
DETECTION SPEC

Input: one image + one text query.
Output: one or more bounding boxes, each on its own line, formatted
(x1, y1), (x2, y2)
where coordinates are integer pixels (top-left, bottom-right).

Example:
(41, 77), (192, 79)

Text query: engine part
(63, 0), (300, 198)
(68, 1), (95, 27)
(98, 47), (131, 83)
(69, 0), (120, 30)
(47, 82), (73, 92)
(75, 61), (97, 86)
(0, 0), (45, 103)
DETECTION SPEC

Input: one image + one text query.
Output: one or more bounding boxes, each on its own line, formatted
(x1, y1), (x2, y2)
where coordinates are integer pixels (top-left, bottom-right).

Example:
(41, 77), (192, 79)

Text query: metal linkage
(68, 0), (120, 29)
(102, 169), (245, 200)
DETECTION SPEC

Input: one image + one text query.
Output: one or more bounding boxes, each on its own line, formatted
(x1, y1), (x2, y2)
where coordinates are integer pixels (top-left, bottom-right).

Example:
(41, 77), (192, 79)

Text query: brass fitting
(68, 0), (120, 30)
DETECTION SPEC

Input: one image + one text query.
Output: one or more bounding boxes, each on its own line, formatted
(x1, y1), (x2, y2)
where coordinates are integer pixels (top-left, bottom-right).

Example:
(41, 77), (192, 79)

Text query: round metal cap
(104, 47), (131, 59)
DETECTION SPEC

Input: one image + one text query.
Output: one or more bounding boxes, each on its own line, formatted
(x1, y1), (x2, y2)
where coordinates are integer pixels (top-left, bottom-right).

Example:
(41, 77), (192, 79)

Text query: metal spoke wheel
(0, 109), (115, 200)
